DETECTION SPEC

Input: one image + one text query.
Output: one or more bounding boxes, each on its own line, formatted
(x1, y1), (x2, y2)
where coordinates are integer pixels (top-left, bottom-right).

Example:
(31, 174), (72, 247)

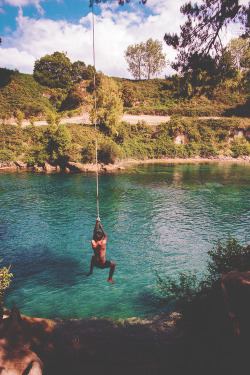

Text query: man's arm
(99, 223), (107, 243)
(93, 217), (100, 239)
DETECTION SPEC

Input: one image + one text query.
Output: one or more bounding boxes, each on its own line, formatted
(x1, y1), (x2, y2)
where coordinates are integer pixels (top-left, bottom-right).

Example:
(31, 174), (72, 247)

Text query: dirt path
(6, 114), (172, 127)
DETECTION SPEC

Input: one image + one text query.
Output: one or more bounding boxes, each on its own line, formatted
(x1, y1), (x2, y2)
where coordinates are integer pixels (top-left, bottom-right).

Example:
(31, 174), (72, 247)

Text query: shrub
(98, 138), (123, 164)
(0, 262), (13, 316)
(16, 110), (25, 127)
(207, 236), (250, 282)
(29, 116), (36, 126)
(230, 137), (250, 157)
(156, 270), (200, 309)
(0, 149), (15, 162)
(157, 236), (250, 310)
(46, 111), (56, 126)
(81, 140), (96, 163)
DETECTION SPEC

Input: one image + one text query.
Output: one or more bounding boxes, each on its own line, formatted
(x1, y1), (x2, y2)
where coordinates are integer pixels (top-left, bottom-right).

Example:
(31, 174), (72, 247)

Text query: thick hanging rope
(92, 4), (99, 218)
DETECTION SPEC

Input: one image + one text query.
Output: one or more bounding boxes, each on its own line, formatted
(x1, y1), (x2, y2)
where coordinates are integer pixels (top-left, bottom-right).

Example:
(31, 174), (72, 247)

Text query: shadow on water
(4, 244), (83, 293)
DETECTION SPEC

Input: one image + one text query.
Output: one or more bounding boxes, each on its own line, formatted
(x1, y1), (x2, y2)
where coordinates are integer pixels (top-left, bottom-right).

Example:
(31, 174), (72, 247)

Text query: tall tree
(91, 75), (123, 136)
(143, 38), (166, 79)
(71, 61), (87, 83)
(125, 42), (145, 80)
(226, 36), (250, 71)
(165, 0), (249, 74)
(125, 39), (166, 80)
(33, 52), (72, 89)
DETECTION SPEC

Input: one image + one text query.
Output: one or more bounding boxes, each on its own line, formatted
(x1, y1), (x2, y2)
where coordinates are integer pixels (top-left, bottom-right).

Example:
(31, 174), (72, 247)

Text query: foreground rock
(1, 311), (181, 375)
(0, 307), (43, 374)
(219, 271), (250, 338)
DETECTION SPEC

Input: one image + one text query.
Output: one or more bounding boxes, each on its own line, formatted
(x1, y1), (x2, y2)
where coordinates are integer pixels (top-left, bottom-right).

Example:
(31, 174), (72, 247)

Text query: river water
(0, 163), (249, 319)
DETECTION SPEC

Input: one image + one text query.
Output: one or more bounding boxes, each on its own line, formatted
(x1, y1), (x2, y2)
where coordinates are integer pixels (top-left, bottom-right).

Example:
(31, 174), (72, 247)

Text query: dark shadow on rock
(48, 314), (181, 375)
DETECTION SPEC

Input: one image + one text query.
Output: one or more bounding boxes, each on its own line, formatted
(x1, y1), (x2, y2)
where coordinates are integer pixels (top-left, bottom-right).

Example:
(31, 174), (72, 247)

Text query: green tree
(91, 75), (123, 136)
(165, 0), (249, 74)
(226, 37), (250, 72)
(33, 51), (72, 89)
(125, 39), (166, 79)
(71, 60), (86, 83)
(143, 39), (166, 79)
(122, 82), (137, 107)
(125, 42), (145, 80)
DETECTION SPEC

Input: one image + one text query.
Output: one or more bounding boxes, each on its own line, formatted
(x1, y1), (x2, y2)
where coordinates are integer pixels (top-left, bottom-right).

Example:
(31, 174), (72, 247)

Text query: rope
(92, 3), (99, 218)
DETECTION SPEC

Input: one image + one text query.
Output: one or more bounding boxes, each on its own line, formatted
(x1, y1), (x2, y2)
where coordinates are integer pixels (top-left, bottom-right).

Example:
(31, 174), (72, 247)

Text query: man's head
(96, 229), (103, 240)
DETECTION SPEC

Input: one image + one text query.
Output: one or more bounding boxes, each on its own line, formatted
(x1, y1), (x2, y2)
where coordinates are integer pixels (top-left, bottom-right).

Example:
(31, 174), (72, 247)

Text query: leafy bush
(230, 137), (250, 157)
(207, 236), (250, 282)
(0, 149), (15, 162)
(157, 235), (250, 310)
(0, 262), (13, 316)
(98, 138), (123, 164)
(156, 270), (200, 309)
(16, 110), (25, 127)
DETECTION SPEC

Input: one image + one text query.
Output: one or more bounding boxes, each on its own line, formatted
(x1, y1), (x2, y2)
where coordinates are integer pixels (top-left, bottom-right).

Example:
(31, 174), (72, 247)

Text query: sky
(0, 0), (248, 78)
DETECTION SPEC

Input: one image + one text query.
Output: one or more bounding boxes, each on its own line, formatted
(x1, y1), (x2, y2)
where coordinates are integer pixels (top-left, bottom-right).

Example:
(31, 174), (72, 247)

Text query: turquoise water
(0, 163), (249, 319)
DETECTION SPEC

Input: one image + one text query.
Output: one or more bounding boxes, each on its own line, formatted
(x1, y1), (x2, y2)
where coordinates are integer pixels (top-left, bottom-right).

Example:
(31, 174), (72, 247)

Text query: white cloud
(3, 0), (44, 14)
(0, 47), (35, 72)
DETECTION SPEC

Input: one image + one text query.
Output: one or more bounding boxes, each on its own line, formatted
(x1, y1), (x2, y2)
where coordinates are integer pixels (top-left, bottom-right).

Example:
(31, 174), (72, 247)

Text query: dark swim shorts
(94, 260), (111, 269)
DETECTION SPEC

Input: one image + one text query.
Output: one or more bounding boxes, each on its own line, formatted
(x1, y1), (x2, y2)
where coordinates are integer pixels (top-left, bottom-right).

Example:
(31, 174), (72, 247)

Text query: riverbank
(1, 156), (249, 173)
(2, 310), (182, 375)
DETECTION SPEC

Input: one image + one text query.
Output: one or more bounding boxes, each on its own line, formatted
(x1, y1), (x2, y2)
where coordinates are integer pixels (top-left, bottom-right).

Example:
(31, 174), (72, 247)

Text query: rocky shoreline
(0, 155), (249, 174)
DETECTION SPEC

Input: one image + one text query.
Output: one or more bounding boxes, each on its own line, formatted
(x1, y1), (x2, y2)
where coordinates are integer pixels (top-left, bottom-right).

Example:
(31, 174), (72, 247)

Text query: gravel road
(6, 113), (171, 127)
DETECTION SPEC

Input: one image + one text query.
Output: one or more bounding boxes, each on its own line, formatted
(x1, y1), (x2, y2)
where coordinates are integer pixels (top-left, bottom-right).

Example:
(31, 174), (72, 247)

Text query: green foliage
(33, 52), (72, 89)
(16, 110), (24, 126)
(0, 262), (13, 312)
(46, 111), (56, 126)
(71, 61), (96, 82)
(226, 36), (250, 71)
(207, 235), (250, 283)
(0, 68), (54, 117)
(125, 39), (166, 80)
(157, 235), (250, 310)
(0, 149), (15, 162)
(91, 75), (123, 136)
(98, 138), (123, 164)
(61, 86), (86, 110)
(230, 137), (250, 157)
(29, 116), (36, 126)
(156, 270), (200, 308)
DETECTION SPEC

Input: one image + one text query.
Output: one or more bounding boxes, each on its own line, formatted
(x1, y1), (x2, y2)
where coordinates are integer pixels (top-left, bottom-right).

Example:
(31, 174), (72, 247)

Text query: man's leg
(107, 261), (116, 284)
(87, 255), (95, 276)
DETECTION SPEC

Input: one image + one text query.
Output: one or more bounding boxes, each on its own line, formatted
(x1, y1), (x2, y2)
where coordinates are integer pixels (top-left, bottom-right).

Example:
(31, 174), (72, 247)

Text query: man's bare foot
(107, 279), (115, 284)
(86, 272), (93, 276)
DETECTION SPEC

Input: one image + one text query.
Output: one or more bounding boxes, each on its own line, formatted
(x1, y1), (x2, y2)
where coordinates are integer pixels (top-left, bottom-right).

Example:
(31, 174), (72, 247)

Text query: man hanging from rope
(87, 217), (116, 284)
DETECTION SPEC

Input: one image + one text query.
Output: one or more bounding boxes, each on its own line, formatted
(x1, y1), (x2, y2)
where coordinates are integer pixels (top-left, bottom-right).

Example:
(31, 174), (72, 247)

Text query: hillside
(0, 68), (56, 118)
(0, 68), (249, 121)
(0, 68), (249, 166)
